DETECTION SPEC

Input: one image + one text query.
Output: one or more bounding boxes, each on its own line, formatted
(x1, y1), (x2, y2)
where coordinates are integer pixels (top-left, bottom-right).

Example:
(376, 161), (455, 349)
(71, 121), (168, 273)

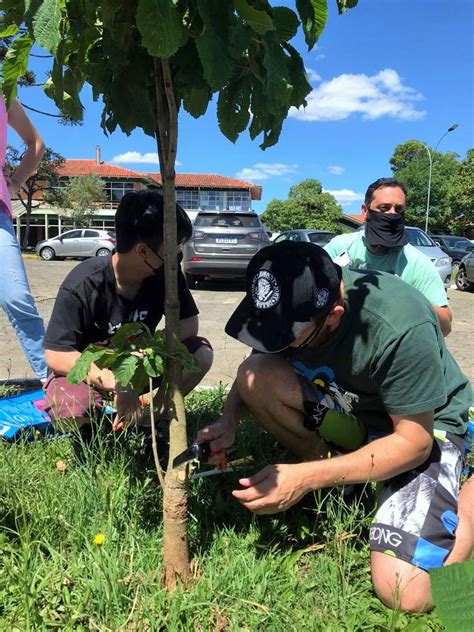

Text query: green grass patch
(0, 388), (447, 629)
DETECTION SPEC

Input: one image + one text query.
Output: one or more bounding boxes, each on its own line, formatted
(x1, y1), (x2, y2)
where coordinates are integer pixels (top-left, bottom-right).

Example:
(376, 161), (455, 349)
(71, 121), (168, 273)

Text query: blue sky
(12, 0), (474, 214)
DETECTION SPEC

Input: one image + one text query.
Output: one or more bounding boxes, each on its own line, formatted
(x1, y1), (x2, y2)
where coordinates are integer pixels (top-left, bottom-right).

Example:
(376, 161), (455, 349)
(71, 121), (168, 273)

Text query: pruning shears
(172, 440), (253, 480)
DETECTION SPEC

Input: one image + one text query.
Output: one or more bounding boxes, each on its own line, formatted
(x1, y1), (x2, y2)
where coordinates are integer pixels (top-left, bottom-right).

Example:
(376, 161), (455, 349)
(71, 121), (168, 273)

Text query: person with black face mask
(324, 177), (453, 336)
(43, 190), (213, 432)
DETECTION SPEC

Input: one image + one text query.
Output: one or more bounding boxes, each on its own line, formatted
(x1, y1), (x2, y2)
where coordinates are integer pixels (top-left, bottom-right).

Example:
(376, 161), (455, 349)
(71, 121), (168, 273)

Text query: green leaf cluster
(67, 322), (199, 395)
(430, 560), (474, 632)
(390, 139), (473, 233)
(2, 1), (358, 149)
(261, 178), (343, 232)
(55, 174), (106, 227)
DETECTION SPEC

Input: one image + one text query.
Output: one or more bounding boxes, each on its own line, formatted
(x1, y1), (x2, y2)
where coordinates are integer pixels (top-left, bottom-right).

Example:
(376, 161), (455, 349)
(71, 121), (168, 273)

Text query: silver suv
(182, 211), (270, 287)
(35, 229), (116, 261)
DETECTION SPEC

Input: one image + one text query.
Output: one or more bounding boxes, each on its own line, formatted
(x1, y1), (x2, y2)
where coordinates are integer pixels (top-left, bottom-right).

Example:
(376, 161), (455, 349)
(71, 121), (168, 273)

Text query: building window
(176, 189), (200, 210)
(200, 190), (224, 211)
(105, 181), (135, 202)
(226, 191), (251, 212)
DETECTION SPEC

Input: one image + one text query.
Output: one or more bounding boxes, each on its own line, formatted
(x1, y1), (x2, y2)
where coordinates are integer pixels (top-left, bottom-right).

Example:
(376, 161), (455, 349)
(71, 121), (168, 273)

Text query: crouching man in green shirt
(324, 177), (453, 336)
(197, 241), (473, 612)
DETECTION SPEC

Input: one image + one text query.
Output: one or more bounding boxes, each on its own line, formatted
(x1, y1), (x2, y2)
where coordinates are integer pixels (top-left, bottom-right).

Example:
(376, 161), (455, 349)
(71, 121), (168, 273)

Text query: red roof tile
(147, 172), (262, 200)
(58, 160), (147, 179)
(345, 213), (365, 224)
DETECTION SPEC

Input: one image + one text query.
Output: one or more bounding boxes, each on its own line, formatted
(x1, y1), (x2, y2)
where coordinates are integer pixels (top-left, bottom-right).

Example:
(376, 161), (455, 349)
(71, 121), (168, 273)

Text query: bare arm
(433, 305), (452, 337)
(6, 99), (45, 194)
(233, 411), (434, 514)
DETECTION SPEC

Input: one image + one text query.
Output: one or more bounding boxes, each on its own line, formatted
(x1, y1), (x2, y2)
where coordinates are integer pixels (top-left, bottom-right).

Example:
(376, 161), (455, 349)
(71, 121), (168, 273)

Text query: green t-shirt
(286, 268), (471, 436)
(324, 231), (448, 307)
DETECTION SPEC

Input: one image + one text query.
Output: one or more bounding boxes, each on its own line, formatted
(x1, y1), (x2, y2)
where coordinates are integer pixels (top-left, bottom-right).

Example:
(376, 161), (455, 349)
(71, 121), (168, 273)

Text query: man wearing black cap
(324, 177), (453, 336)
(197, 240), (472, 612)
(44, 190), (213, 429)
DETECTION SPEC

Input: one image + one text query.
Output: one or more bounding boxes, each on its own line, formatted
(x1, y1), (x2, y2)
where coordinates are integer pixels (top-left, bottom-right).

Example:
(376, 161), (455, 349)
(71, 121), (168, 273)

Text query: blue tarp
(0, 389), (53, 441)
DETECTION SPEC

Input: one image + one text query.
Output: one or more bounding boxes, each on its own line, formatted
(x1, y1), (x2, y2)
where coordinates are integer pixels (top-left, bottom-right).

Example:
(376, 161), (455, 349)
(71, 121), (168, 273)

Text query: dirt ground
(1, 258), (473, 388)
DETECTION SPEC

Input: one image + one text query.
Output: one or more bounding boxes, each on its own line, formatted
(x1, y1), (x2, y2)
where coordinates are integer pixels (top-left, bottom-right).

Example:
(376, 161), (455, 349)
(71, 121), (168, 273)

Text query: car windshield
(441, 236), (473, 249)
(405, 227), (436, 247)
(194, 213), (261, 228)
(308, 232), (335, 245)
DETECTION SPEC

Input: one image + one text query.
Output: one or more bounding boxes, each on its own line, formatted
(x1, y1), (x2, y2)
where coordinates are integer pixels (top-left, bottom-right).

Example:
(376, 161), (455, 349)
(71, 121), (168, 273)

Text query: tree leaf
(217, 77), (251, 143)
(272, 6), (300, 42)
(0, 23), (20, 38)
(32, 0), (63, 53)
(67, 345), (110, 384)
(195, 0), (234, 90)
(183, 85), (211, 118)
(233, 0), (275, 35)
(2, 34), (33, 105)
(111, 322), (151, 350)
(336, 0), (358, 15)
(112, 354), (139, 388)
(296, 0), (328, 50)
(136, 0), (188, 58)
(431, 561), (474, 631)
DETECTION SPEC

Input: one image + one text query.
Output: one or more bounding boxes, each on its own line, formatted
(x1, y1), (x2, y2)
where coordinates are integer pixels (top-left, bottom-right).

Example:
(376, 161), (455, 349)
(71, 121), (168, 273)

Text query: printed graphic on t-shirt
(292, 361), (359, 414)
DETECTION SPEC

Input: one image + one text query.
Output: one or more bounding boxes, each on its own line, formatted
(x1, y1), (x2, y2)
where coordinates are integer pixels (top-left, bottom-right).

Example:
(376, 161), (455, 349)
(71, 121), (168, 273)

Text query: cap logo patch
(315, 288), (329, 309)
(252, 270), (280, 310)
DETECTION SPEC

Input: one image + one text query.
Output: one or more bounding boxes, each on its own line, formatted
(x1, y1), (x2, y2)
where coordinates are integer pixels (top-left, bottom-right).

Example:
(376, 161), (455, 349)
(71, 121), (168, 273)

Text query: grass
(0, 388), (449, 630)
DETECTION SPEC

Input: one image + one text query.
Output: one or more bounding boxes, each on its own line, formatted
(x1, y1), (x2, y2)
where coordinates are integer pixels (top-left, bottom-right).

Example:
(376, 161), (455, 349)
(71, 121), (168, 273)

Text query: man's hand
(113, 386), (142, 431)
(196, 417), (236, 465)
(232, 463), (311, 515)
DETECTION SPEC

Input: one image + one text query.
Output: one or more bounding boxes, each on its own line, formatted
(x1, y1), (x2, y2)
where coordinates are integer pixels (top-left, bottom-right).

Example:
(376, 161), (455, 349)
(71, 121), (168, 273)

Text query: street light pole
(423, 124), (459, 233)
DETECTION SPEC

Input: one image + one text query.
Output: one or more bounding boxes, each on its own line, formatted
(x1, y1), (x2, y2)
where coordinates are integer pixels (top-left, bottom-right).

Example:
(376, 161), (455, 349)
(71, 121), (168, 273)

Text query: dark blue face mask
(365, 209), (407, 252)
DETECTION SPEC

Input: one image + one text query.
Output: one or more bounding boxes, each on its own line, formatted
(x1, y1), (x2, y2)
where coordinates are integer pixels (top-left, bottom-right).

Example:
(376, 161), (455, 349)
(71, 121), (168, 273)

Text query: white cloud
(328, 165), (344, 175)
(324, 189), (364, 204)
(290, 69), (425, 122)
(112, 151), (182, 166)
(236, 163), (298, 181)
(305, 67), (321, 83)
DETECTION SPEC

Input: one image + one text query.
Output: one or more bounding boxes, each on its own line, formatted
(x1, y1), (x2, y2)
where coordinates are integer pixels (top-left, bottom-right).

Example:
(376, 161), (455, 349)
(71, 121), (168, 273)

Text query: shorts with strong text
(369, 431), (465, 571)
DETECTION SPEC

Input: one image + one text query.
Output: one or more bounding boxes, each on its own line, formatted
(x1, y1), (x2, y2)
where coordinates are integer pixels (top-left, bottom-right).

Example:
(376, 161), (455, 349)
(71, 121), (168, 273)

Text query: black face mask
(365, 210), (407, 253)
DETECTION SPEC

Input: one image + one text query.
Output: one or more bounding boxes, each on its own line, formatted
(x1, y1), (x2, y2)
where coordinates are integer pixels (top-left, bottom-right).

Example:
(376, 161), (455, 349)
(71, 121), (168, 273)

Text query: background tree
(1, 0), (359, 588)
(447, 148), (474, 235)
(54, 174), (106, 227)
(5, 145), (64, 248)
(262, 178), (342, 232)
(389, 139), (460, 231)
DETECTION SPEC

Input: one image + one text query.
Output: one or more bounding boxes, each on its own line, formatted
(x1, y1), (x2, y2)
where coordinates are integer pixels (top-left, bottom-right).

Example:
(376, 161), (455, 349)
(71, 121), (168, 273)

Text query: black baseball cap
(225, 241), (342, 353)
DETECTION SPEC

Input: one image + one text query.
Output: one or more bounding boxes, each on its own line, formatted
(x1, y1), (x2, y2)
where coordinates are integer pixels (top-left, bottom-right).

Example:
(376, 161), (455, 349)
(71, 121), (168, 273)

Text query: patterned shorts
(369, 431), (465, 571)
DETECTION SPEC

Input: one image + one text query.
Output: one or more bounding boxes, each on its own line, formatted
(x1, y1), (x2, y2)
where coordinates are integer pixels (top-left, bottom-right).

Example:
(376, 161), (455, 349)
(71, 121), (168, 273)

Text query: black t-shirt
(45, 255), (198, 352)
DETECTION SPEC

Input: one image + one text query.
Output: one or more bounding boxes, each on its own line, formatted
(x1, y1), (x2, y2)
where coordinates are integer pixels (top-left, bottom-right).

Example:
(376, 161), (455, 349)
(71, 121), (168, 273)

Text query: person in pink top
(1, 95), (47, 380)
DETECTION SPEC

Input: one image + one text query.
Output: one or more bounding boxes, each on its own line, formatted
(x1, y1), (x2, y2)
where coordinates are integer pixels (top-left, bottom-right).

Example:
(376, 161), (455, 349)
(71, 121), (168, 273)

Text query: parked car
(182, 211), (270, 287)
(455, 251), (474, 292)
(356, 225), (452, 289)
(272, 229), (337, 246)
(35, 229), (116, 261)
(430, 234), (474, 269)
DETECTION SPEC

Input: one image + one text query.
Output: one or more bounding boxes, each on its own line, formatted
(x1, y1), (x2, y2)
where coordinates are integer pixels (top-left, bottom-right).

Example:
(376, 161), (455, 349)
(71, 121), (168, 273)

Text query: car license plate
(216, 238), (237, 244)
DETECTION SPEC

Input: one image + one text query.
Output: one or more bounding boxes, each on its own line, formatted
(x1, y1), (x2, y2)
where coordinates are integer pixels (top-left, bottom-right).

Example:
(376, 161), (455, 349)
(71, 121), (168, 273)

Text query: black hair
(364, 178), (407, 207)
(114, 189), (192, 253)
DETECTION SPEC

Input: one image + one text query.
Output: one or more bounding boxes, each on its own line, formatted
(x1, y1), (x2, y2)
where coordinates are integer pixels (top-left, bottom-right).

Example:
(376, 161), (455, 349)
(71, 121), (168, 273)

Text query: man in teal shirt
(197, 241), (472, 613)
(324, 178), (452, 336)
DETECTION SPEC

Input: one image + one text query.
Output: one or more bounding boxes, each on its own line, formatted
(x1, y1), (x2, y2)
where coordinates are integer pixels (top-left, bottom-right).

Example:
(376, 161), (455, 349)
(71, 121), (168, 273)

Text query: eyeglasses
(147, 244), (164, 263)
(369, 204), (406, 214)
(296, 316), (327, 349)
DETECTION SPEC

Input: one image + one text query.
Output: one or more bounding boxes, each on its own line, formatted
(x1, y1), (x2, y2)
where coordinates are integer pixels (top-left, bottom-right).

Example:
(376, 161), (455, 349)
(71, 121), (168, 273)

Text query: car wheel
(96, 248), (111, 257)
(455, 267), (474, 292)
(40, 247), (55, 261)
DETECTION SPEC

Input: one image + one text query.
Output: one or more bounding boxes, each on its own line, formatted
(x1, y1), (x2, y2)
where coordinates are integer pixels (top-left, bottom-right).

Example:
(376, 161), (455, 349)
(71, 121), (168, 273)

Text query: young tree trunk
(153, 57), (190, 590)
(22, 196), (33, 250)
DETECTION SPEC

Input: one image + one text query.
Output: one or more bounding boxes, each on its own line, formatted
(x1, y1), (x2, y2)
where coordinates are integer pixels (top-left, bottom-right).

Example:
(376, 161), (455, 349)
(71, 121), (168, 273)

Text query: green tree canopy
(447, 148), (474, 234)
(389, 139), (460, 230)
(5, 144), (64, 248)
(53, 174), (106, 227)
(262, 178), (342, 232)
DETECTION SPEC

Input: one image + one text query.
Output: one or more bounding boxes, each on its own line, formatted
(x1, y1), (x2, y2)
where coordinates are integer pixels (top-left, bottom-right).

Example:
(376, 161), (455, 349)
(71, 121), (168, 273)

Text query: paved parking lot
(1, 258), (473, 387)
